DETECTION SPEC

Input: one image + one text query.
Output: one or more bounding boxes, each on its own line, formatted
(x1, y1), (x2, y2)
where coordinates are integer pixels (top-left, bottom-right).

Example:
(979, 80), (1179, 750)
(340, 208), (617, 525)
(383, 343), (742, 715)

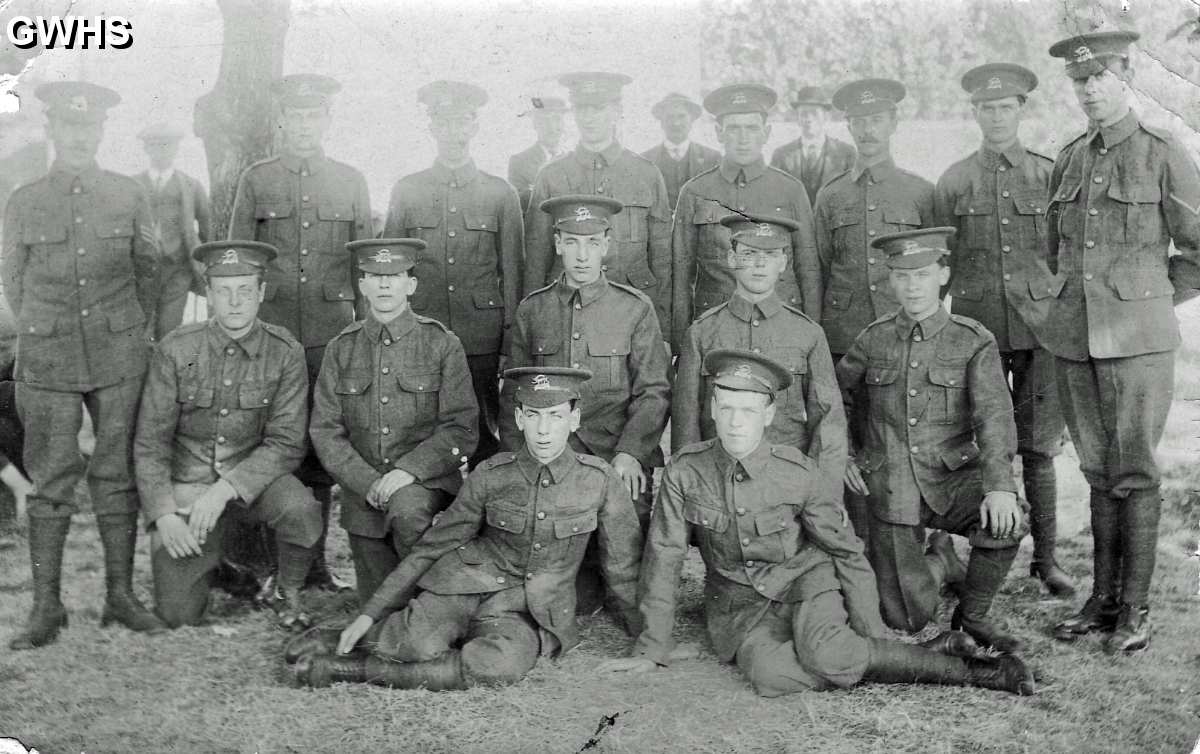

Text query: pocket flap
(883, 205), (920, 226)
(1113, 271), (1174, 301)
(487, 506), (525, 534)
(323, 280), (354, 302)
(830, 207), (860, 229)
(17, 314), (56, 336)
(621, 262), (657, 289)
(928, 367), (967, 389)
(1107, 182), (1162, 204)
(177, 384), (215, 408)
(334, 371), (373, 395)
(824, 287), (853, 311)
(531, 337), (561, 356)
(97, 216), (134, 239)
(587, 337), (631, 357)
(775, 348), (809, 375)
(472, 289), (503, 309)
(953, 278), (985, 301)
(463, 213), (498, 232)
(408, 210), (440, 229)
(107, 305), (146, 332)
(22, 223), (67, 244)
(755, 507), (791, 536)
(683, 502), (730, 532)
(456, 543), (485, 565)
(396, 370), (441, 393)
(238, 384), (273, 409)
(553, 510), (598, 539)
(254, 201), (293, 220)
(1029, 275), (1066, 301)
(865, 365), (899, 386)
(1051, 181), (1081, 204)
(621, 188), (653, 209)
(317, 203), (353, 221)
(1012, 193), (1046, 215)
(953, 195), (993, 216)
(941, 441), (980, 471)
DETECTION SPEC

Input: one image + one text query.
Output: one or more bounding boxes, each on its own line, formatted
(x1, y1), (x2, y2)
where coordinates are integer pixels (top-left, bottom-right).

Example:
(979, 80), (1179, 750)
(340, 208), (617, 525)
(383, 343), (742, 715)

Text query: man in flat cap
(508, 97), (568, 213)
(770, 85), (857, 207)
(135, 123), (212, 339)
(673, 213), (845, 493)
(289, 366), (644, 691)
(641, 92), (719, 211)
(933, 64), (1073, 599)
(230, 73), (373, 591)
(135, 240), (321, 629)
(3, 81), (165, 650)
(1043, 30), (1200, 654)
(814, 78), (935, 545)
(671, 83), (822, 351)
(600, 348), (1034, 697)
(309, 239), (478, 607)
(383, 80), (523, 470)
(502, 194), (670, 614)
(524, 72), (674, 344)
(837, 228), (1026, 652)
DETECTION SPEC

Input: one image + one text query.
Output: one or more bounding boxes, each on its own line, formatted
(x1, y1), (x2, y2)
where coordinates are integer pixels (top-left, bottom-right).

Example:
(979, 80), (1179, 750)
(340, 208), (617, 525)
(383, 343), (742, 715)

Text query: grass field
(3, 318), (1200, 753)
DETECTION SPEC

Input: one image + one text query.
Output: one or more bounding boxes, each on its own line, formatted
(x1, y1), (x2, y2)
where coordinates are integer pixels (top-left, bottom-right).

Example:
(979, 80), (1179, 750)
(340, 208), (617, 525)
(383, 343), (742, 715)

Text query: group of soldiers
(3, 26), (1197, 701)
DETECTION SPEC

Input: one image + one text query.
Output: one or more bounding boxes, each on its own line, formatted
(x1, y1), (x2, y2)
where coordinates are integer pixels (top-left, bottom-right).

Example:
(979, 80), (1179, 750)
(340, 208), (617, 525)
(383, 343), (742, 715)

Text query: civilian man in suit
(770, 86), (856, 207)
(508, 97), (568, 213)
(641, 93), (719, 211)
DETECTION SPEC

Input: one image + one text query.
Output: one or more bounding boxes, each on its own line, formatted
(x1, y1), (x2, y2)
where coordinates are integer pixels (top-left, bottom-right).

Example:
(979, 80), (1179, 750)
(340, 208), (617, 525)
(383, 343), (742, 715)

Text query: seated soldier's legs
(152, 482), (226, 627)
(348, 534), (399, 606)
(792, 589), (872, 689)
(734, 600), (828, 698)
(368, 590), (478, 662)
(252, 474), (323, 591)
(384, 485), (452, 561)
(577, 483), (651, 615)
(460, 594), (541, 687)
(867, 516), (942, 632)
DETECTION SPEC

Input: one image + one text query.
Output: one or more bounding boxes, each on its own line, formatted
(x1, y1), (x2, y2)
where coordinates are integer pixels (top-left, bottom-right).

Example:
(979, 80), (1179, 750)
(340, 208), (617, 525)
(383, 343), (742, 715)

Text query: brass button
(540, 478), (550, 487)
(572, 332), (580, 340)
(380, 396), (389, 404)
(571, 525), (580, 533)
(302, 195), (310, 202)
(1085, 240), (1095, 248)
(745, 560), (755, 568)
(382, 427), (391, 435)
(1099, 148), (1108, 155)
(1002, 245), (1011, 253)
(226, 347), (235, 355)
(77, 248), (86, 256)
(74, 217), (83, 223)
(913, 334), (921, 342)
(701, 518), (709, 526)
(910, 445), (919, 454)
(1000, 218), (1009, 225)
(735, 473), (744, 482)
(756, 584), (766, 591)
(537, 511), (546, 520)
(496, 576), (505, 584)
(601, 264), (608, 272)
(1001, 190), (1010, 198)
(741, 538), (750, 546)
(300, 248), (309, 256)
(381, 366), (390, 374)
(736, 507), (746, 515)
(910, 360), (918, 368)
(300, 276), (308, 283)
(383, 338), (392, 346)
(867, 204), (876, 211)
(596, 186), (604, 193)
(217, 435), (226, 444)
(223, 379), (232, 386)
(1093, 175), (1104, 183)
(449, 206), (457, 213)
(998, 166), (1006, 172)
(448, 285), (455, 292)
(908, 417), (917, 426)
(302, 221), (311, 228)
(909, 388), (917, 397)
(1088, 208), (1098, 216)
(533, 543), (542, 551)
(1084, 273), (1094, 281)
(868, 257), (876, 265)
(78, 278), (86, 286)
(81, 308), (89, 317)
(447, 257), (455, 264)
(220, 408), (229, 416)
(751, 320), (759, 327)
(448, 230), (457, 238)
(869, 284), (877, 292)
(72, 186), (81, 194)
(1003, 273), (1011, 281)
(867, 229), (876, 236)
(525, 573), (533, 581)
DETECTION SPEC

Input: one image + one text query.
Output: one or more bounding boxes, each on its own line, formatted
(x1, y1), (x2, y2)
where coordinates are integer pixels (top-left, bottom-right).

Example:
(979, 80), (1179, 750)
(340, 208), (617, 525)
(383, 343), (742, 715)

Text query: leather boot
(1103, 489), (1159, 654)
(272, 541), (315, 631)
(364, 651), (467, 691)
(305, 485), (352, 593)
(951, 545), (1021, 652)
(919, 630), (984, 659)
(1053, 490), (1121, 640)
(1024, 456), (1075, 598)
(862, 639), (1034, 695)
(294, 652), (368, 687)
(1104, 605), (1151, 654)
(285, 626), (343, 664)
(9, 515), (71, 650)
(96, 513), (166, 634)
(211, 558), (266, 599)
(926, 531), (967, 590)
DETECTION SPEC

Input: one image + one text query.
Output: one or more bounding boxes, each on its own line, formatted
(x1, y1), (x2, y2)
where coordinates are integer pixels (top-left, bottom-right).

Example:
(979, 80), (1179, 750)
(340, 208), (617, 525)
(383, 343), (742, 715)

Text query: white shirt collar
(148, 167), (176, 186)
(664, 139), (691, 161)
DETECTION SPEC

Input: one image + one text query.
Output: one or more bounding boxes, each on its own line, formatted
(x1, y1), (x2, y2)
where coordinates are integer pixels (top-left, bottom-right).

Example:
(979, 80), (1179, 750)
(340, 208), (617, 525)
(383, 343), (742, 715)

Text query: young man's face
(278, 104), (331, 155)
(573, 101), (620, 145)
(142, 139), (180, 171)
(716, 112), (770, 166)
(516, 400), (580, 463)
(358, 271), (417, 317)
(555, 230), (609, 287)
(658, 103), (697, 145)
(532, 110), (564, 149)
(728, 243), (787, 297)
(846, 110), (897, 161)
(972, 96), (1023, 150)
(1071, 65), (1129, 125)
(207, 273), (264, 335)
(430, 112), (479, 165)
(888, 261), (950, 319)
(794, 105), (828, 142)
(711, 386), (775, 459)
(47, 117), (103, 171)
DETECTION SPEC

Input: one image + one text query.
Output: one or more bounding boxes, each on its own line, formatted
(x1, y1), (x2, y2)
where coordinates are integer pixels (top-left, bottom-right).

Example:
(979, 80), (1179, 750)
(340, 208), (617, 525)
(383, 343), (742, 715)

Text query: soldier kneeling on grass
(287, 366), (644, 690)
(598, 349), (1035, 696)
(134, 241), (323, 630)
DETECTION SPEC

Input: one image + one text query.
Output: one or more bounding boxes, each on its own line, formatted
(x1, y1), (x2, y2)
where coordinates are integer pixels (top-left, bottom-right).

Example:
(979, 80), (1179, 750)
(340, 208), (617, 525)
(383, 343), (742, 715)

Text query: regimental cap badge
(296, 81), (315, 97)
(900, 239), (922, 255)
(1075, 45), (1094, 62)
(860, 90), (876, 105)
(731, 92), (748, 105)
(987, 76), (1002, 89)
(575, 206), (594, 222)
(372, 249), (395, 264)
(733, 363), (753, 379)
(581, 79), (597, 94)
(531, 374), (551, 390)
(69, 96), (88, 112)
(220, 249), (240, 265)
(755, 223), (773, 237)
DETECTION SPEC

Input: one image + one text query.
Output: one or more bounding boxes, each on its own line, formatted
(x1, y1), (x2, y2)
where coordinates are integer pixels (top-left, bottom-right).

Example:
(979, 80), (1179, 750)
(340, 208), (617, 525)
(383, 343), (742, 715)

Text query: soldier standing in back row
(507, 96), (567, 213)
(670, 83), (822, 349)
(229, 74), (373, 592)
(524, 72), (674, 345)
(933, 63), (1074, 598)
(1044, 31), (1200, 654)
(641, 92), (719, 212)
(384, 80), (523, 469)
(3, 82), (166, 650)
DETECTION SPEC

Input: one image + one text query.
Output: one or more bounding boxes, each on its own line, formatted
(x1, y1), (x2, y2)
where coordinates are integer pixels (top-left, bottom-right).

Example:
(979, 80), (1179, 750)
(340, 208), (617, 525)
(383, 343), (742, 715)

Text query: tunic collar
(433, 159), (479, 187)
(280, 149), (327, 175)
(516, 444), (576, 485)
(1089, 109), (1139, 150)
(49, 161), (101, 194)
(573, 140), (624, 167)
(555, 273), (610, 307)
(979, 141), (1027, 171)
(719, 438), (774, 479)
(207, 318), (266, 358)
(363, 307), (417, 341)
(893, 305), (950, 341)
(726, 291), (783, 322)
(718, 157), (767, 183)
(849, 156), (897, 184)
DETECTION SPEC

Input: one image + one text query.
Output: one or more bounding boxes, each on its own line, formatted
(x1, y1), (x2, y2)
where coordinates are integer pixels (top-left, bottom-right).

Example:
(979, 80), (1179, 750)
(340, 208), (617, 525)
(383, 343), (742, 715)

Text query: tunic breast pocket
(617, 199), (650, 244)
(753, 505), (797, 563)
(1012, 192), (1048, 247)
(775, 349), (810, 420)
(829, 208), (861, 260)
(96, 215), (134, 255)
(864, 363), (900, 422)
(396, 370), (441, 426)
(553, 509), (598, 559)
(926, 365), (968, 425)
(586, 337), (631, 392)
(318, 202), (354, 244)
(176, 383), (215, 432)
(406, 209), (441, 247)
(683, 501), (730, 543)
(463, 212), (499, 265)
(883, 205), (921, 230)
(1106, 182), (1162, 246)
(236, 382), (274, 436)
(254, 200), (294, 247)
(21, 222), (69, 278)
(953, 194), (994, 249)
(334, 370), (374, 427)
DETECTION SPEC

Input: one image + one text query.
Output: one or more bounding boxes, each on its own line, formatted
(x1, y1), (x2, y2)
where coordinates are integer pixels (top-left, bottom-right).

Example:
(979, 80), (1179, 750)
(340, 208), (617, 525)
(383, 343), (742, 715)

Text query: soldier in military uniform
(933, 64), (1074, 598)
(501, 195), (670, 612)
(672, 214), (845, 492)
(2, 82), (165, 649)
(1043, 32), (1200, 653)
(815, 78), (935, 545)
(309, 239), (478, 606)
(770, 86), (857, 207)
(524, 72), (674, 344)
(838, 228), (1026, 652)
(671, 83), (822, 348)
(599, 349), (1034, 697)
(383, 81), (523, 470)
(134, 241), (321, 629)
(134, 122), (212, 338)
(640, 92), (720, 211)
(229, 74), (373, 590)
(507, 96), (567, 213)
(289, 367), (643, 691)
